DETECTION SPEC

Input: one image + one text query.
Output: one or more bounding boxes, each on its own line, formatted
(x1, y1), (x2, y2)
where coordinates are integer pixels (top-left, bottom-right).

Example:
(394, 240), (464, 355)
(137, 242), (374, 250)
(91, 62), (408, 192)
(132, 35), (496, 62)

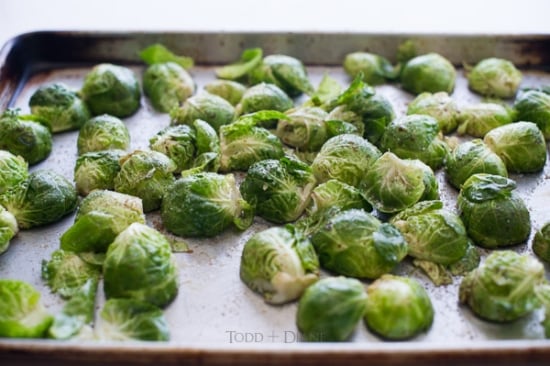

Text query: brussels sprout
(0, 109), (52, 165)
(29, 83), (91, 132)
(139, 43), (194, 70)
(514, 90), (550, 139)
(343, 52), (395, 85)
(407, 92), (459, 134)
(0, 205), (17, 255)
(237, 83), (293, 118)
(149, 125), (196, 173)
(61, 190), (145, 253)
(219, 112), (285, 172)
(162, 172), (253, 237)
(380, 114), (448, 170)
(0, 170), (77, 229)
(74, 149), (124, 196)
(297, 277), (367, 342)
(0, 150), (28, 195)
(307, 179), (372, 215)
(364, 275), (434, 340)
(400, 53), (456, 95)
(276, 107), (328, 152)
(533, 222), (550, 263)
(240, 156), (316, 224)
(249, 54), (314, 97)
(311, 134), (381, 187)
(239, 225), (319, 304)
(448, 241), (480, 276)
(467, 58), (522, 98)
(204, 80), (247, 106)
(457, 174), (530, 248)
(390, 201), (468, 265)
(459, 251), (545, 322)
(311, 209), (407, 279)
(362, 152), (439, 214)
(456, 103), (513, 137)
(215, 48), (263, 80)
(484, 121), (547, 173)
(114, 150), (176, 212)
(96, 299), (169, 341)
(326, 106), (365, 137)
(445, 139), (507, 189)
(77, 114), (130, 155)
(80, 63), (141, 117)
(0, 279), (53, 338)
(170, 92), (236, 132)
(143, 62), (195, 113)
(103, 223), (178, 307)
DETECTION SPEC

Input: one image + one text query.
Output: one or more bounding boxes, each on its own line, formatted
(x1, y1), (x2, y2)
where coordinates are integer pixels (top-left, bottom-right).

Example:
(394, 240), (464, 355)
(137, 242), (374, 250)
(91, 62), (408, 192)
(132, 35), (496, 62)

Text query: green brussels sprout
(484, 121), (547, 173)
(457, 103), (513, 138)
(0, 170), (77, 229)
(0, 279), (53, 338)
(96, 298), (169, 341)
(170, 92), (236, 132)
(80, 63), (141, 117)
(308, 179), (372, 215)
(390, 200), (468, 265)
(445, 139), (508, 190)
(380, 114), (448, 170)
(237, 83), (293, 118)
(204, 80), (247, 106)
(61, 190), (145, 253)
(74, 149), (124, 196)
(407, 92), (459, 134)
(326, 106), (365, 137)
(459, 251), (545, 322)
(41, 249), (101, 299)
(362, 152), (439, 214)
(0, 205), (18, 255)
(103, 223), (178, 307)
(0, 150), (28, 195)
(249, 54), (314, 97)
(29, 83), (91, 132)
(276, 107), (328, 152)
(400, 53), (456, 95)
(343, 52), (394, 85)
(143, 62), (195, 113)
(364, 275), (434, 340)
(297, 277), (368, 342)
(149, 125), (196, 173)
(0, 109), (52, 165)
(311, 134), (381, 187)
(311, 209), (407, 279)
(77, 114), (130, 155)
(162, 172), (253, 237)
(114, 150), (176, 212)
(467, 58), (522, 98)
(219, 112), (285, 172)
(514, 90), (550, 139)
(240, 156), (317, 224)
(448, 241), (481, 276)
(457, 174), (530, 248)
(533, 222), (550, 263)
(239, 225), (319, 304)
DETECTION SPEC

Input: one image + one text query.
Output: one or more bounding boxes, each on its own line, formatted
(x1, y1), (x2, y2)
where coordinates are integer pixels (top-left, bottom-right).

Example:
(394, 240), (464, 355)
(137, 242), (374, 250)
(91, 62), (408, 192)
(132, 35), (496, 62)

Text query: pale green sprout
(406, 92), (459, 134)
(533, 223), (550, 263)
(400, 53), (456, 95)
(276, 107), (329, 152)
(0, 150), (28, 195)
(77, 114), (130, 155)
(0, 205), (18, 254)
(236, 83), (293, 120)
(170, 92), (236, 132)
(514, 90), (550, 139)
(343, 52), (395, 85)
(204, 80), (247, 106)
(74, 149), (124, 196)
(467, 58), (522, 98)
(456, 103), (513, 138)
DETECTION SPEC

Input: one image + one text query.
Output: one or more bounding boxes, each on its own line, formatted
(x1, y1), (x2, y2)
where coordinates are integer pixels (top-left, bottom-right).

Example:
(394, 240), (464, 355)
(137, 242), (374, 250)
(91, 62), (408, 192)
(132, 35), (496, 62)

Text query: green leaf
(215, 48), (263, 80)
(139, 44), (194, 69)
(413, 259), (453, 286)
(310, 73), (342, 106)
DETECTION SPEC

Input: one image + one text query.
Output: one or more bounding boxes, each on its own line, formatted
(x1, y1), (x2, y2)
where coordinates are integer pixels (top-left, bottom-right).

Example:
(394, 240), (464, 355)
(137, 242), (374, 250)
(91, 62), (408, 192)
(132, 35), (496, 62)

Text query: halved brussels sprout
(0, 205), (18, 255)
(239, 225), (319, 304)
(297, 277), (367, 341)
(170, 92), (236, 132)
(407, 92), (459, 134)
(445, 139), (507, 189)
(0, 279), (53, 338)
(467, 58), (522, 98)
(457, 174), (530, 248)
(29, 83), (91, 132)
(204, 80), (247, 106)
(162, 172), (253, 237)
(77, 114), (130, 155)
(74, 149), (124, 196)
(514, 90), (550, 139)
(400, 53), (456, 95)
(533, 223), (550, 263)
(240, 156), (316, 224)
(276, 107), (328, 152)
(456, 103), (513, 138)
(343, 52), (395, 85)
(103, 223), (178, 307)
(149, 125), (196, 173)
(114, 150), (176, 212)
(143, 62), (195, 113)
(459, 251), (545, 322)
(237, 83), (293, 118)
(311, 209), (407, 279)
(0, 150), (28, 195)
(364, 275), (434, 340)
(484, 121), (547, 173)
(0, 170), (77, 229)
(311, 134), (381, 187)
(80, 63), (141, 117)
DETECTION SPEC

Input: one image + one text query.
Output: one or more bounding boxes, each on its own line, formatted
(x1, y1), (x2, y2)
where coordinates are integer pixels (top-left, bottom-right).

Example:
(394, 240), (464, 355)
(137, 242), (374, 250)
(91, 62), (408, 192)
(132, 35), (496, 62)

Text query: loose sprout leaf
(215, 48), (263, 80)
(327, 73), (375, 111)
(413, 259), (453, 286)
(168, 236), (191, 253)
(461, 174), (516, 202)
(139, 43), (194, 69)
(310, 73), (343, 106)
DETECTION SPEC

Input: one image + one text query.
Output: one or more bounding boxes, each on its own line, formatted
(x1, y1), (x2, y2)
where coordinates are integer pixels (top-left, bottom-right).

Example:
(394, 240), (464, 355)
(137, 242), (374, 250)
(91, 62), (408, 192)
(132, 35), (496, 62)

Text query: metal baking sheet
(0, 31), (549, 365)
